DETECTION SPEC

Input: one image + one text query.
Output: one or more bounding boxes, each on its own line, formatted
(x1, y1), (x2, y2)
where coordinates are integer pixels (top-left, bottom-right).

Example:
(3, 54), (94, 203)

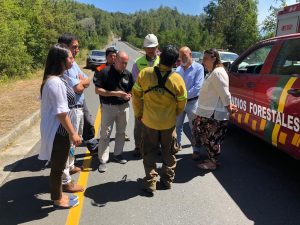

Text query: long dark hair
(40, 44), (70, 96)
(204, 48), (223, 70)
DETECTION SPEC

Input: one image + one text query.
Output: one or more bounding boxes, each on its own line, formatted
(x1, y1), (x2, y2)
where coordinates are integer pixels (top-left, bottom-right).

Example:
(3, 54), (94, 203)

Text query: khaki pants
(62, 108), (84, 184)
(98, 103), (129, 163)
(141, 124), (176, 191)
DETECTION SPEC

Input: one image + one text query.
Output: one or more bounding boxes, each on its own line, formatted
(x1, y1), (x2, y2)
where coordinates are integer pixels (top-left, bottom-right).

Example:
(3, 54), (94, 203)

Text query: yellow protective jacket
(132, 64), (187, 130)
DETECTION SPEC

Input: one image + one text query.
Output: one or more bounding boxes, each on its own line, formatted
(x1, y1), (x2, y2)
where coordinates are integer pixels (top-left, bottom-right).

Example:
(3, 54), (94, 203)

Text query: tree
(203, 0), (259, 53)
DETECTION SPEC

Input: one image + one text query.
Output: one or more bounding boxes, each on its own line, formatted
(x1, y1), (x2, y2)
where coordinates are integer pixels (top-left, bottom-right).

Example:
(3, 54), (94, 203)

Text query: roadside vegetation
(0, 0), (284, 82)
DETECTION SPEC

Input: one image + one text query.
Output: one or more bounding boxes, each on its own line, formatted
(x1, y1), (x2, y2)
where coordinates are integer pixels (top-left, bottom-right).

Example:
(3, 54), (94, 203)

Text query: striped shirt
(57, 78), (76, 136)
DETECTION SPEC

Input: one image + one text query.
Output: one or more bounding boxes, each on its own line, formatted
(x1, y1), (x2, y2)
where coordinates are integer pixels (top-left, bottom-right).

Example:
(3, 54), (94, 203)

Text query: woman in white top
(39, 44), (81, 209)
(192, 48), (237, 170)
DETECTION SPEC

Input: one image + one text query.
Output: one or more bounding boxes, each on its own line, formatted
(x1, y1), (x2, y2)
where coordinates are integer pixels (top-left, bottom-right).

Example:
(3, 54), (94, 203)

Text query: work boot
(158, 178), (172, 190)
(137, 178), (154, 197)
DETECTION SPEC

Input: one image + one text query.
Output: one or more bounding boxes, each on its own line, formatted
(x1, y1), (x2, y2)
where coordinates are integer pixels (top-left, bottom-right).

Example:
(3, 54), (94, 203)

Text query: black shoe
(157, 179), (171, 190)
(113, 155), (127, 164)
(86, 139), (98, 152)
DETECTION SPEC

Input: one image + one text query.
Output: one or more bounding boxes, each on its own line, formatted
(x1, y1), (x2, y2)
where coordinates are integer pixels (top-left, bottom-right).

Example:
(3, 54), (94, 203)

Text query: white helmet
(143, 34), (159, 48)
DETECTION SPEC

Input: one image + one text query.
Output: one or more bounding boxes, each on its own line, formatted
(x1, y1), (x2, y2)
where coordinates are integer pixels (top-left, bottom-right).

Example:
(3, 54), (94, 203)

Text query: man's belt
(74, 104), (84, 108)
(187, 96), (199, 102)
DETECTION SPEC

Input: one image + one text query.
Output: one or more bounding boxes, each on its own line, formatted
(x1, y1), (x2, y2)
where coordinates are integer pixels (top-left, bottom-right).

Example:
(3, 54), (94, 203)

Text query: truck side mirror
(223, 61), (231, 71)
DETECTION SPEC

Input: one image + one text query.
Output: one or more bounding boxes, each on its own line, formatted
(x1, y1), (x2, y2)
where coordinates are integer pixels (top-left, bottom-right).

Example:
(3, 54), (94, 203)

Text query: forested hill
(0, 0), (259, 79)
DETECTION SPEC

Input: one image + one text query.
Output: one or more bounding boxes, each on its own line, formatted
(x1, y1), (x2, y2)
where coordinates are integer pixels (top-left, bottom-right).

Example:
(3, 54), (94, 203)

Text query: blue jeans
(176, 100), (201, 153)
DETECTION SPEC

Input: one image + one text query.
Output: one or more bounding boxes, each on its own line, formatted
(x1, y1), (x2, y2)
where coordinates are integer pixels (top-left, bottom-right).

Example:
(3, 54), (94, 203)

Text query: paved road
(1, 41), (300, 225)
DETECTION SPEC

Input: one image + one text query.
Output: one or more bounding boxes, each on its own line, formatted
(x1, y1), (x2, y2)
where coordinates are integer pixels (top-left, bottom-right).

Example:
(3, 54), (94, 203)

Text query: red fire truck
(228, 33), (300, 159)
(276, 3), (300, 36)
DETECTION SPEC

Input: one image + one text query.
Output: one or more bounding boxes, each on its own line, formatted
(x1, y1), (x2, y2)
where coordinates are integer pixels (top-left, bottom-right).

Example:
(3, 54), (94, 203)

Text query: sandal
(62, 194), (78, 202)
(53, 199), (79, 209)
(196, 159), (218, 170)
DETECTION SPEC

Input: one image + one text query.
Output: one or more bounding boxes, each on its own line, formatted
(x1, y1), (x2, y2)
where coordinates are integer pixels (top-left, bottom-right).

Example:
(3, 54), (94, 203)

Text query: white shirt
(196, 67), (231, 121)
(39, 76), (70, 160)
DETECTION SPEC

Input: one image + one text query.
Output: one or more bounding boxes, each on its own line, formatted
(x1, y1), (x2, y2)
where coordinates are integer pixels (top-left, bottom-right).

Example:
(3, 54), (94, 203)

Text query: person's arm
(93, 70), (129, 100)
(47, 78), (82, 146)
(73, 81), (87, 93)
(211, 69), (237, 114)
(131, 63), (140, 82)
(132, 75), (144, 119)
(95, 87), (128, 99)
(79, 75), (90, 88)
(188, 65), (204, 98)
(175, 76), (188, 115)
(73, 62), (90, 91)
(57, 112), (81, 146)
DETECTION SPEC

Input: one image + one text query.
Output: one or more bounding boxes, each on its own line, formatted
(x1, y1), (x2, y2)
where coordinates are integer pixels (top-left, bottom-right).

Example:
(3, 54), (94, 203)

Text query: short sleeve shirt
(93, 65), (134, 105)
(39, 76), (70, 161)
(63, 61), (87, 105)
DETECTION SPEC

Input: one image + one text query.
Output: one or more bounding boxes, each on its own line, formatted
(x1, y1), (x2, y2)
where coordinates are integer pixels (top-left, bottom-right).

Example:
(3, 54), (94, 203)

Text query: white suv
(218, 51), (239, 64)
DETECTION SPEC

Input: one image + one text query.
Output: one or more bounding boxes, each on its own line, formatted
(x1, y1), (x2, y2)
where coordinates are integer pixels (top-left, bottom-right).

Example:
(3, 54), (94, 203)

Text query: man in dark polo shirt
(93, 51), (134, 172)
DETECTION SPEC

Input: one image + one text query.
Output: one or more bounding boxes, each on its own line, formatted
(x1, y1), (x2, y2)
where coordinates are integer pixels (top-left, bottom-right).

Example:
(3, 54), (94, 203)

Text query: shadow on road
(75, 150), (143, 173)
(85, 177), (151, 207)
(175, 151), (210, 183)
(174, 122), (300, 224)
(0, 175), (54, 225)
(211, 125), (300, 225)
(3, 154), (48, 172)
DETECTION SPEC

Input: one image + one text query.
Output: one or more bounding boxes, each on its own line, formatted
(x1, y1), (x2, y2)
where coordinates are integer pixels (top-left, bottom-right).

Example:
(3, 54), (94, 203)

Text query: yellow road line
(65, 106), (101, 225)
(272, 77), (297, 147)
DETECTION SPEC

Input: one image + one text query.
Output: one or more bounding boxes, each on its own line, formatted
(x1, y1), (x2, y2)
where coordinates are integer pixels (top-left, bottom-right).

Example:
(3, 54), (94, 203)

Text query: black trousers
(50, 133), (70, 200)
(82, 99), (95, 141)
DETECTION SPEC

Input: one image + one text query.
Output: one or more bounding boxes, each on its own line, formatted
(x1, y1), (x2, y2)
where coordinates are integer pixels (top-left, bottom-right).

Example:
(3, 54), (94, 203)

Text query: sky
(77, 0), (297, 25)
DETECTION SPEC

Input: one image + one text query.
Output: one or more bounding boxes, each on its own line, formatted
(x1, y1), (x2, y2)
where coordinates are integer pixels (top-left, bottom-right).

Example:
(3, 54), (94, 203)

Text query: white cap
(143, 34), (158, 48)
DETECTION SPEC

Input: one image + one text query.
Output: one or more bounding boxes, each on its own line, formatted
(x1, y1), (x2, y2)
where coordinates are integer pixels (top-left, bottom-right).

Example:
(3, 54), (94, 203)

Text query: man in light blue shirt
(58, 33), (95, 193)
(176, 46), (204, 160)
(59, 34), (98, 153)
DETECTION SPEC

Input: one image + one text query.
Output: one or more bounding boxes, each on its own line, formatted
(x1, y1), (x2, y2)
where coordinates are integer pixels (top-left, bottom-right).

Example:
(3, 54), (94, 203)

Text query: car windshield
(220, 52), (238, 62)
(91, 51), (105, 56)
(192, 52), (202, 58)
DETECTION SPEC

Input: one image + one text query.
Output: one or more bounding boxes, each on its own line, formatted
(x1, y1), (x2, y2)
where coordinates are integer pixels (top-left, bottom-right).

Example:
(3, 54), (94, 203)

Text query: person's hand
(124, 93), (131, 101)
(227, 104), (238, 114)
(78, 74), (84, 80)
(70, 133), (82, 146)
(116, 91), (128, 99)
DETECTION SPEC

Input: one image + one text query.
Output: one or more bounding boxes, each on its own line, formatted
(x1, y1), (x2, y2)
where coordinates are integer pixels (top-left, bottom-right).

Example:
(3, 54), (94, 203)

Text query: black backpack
(144, 66), (175, 97)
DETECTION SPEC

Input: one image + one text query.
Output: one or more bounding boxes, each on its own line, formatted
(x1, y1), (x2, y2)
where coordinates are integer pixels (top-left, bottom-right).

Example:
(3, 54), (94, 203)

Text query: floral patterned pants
(192, 116), (228, 161)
